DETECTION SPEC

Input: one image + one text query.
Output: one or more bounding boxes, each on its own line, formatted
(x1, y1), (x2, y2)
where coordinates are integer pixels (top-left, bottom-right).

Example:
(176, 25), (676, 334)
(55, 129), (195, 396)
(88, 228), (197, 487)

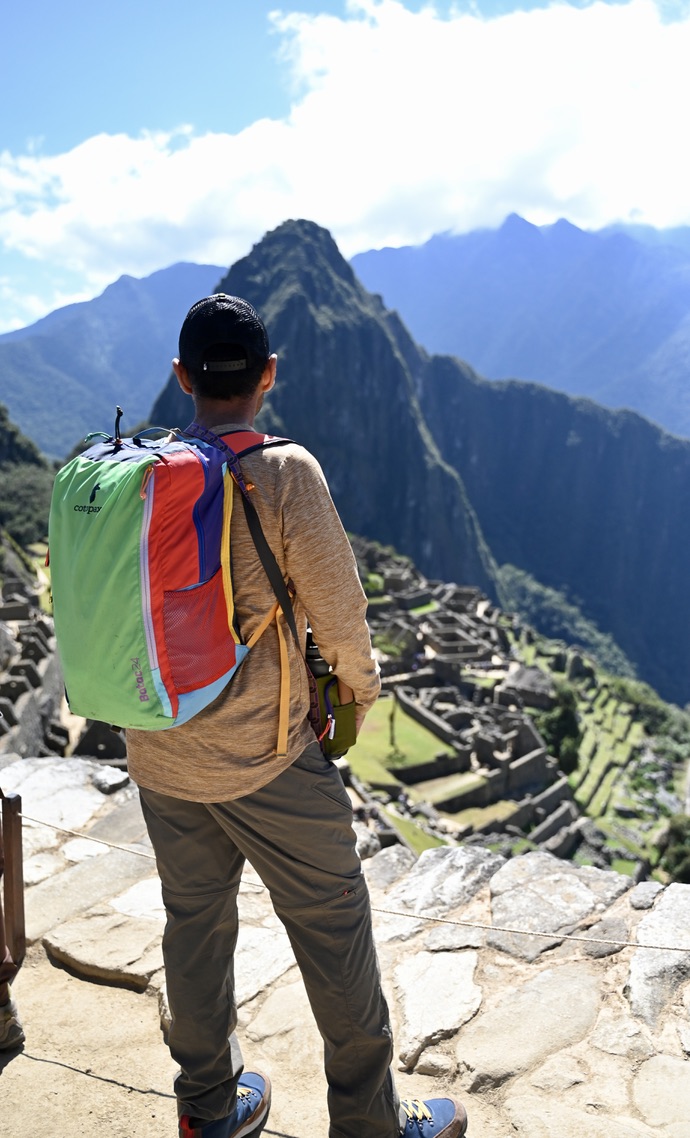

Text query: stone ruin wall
(0, 579), (67, 764)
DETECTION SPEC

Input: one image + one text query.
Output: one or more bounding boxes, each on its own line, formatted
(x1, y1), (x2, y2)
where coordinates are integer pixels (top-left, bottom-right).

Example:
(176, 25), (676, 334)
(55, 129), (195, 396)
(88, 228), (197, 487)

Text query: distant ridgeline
(352, 214), (690, 439)
(152, 220), (690, 706)
(0, 261), (224, 460)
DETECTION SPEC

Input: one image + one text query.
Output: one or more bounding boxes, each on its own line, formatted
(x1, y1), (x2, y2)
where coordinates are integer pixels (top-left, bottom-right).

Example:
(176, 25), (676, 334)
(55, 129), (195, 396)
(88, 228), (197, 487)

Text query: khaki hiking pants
(138, 741), (400, 1138)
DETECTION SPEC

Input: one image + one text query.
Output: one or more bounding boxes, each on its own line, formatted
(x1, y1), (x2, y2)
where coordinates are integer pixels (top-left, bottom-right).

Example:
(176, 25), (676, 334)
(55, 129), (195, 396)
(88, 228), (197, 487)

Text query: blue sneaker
(179, 1071), (271, 1138)
(400, 1096), (468, 1138)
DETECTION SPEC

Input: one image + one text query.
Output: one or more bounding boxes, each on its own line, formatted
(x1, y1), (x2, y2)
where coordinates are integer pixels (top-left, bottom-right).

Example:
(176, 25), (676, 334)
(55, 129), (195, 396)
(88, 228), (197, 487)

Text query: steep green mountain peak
(153, 218), (496, 595)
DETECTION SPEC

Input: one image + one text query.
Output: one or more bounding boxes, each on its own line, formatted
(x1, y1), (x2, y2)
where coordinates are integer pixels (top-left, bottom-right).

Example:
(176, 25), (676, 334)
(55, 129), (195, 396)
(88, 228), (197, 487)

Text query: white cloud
(2, 0), (690, 330)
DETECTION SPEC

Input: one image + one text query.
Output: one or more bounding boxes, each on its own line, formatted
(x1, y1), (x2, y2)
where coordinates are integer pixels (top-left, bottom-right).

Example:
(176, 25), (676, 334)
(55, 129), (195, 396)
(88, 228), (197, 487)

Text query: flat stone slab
(590, 1007), (654, 1061)
(632, 1055), (690, 1130)
(386, 846), (505, 917)
(394, 949), (481, 1069)
(43, 909), (163, 991)
(489, 850), (630, 961)
(1, 756), (112, 857)
(629, 881), (663, 910)
(582, 916), (630, 958)
(246, 979), (312, 1042)
(627, 883), (690, 1025)
(110, 877), (165, 921)
(87, 791), (152, 848)
(371, 910), (424, 943)
(62, 837), (105, 864)
(24, 850), (64, 887)
(503, 1094), (659, 1138)
(363, 845), (417, 890)
(26, 847), (157, 943)
(234, 924), (297, 1006)
(458, 962), (601, 1089)
(425, 922), (485, 950)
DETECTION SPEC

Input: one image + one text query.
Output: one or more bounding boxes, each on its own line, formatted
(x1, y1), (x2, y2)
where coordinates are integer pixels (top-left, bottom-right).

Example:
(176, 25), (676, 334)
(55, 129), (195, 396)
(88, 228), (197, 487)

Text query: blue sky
(2, 0), (690, 332)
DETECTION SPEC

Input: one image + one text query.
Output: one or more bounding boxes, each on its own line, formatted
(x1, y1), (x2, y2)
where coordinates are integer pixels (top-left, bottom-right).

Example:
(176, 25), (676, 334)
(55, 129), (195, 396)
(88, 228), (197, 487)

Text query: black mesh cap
(178, 294), (270, 374)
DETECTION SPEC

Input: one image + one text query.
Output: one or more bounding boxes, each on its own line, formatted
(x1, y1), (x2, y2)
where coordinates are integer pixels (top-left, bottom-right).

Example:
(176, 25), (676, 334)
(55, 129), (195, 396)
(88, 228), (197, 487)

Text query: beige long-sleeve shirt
(126, 423), (380, 801)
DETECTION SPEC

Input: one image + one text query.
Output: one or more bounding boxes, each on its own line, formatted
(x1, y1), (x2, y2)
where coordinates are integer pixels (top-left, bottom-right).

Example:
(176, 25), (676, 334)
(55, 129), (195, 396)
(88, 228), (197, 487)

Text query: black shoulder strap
(183, 422), (300, 650)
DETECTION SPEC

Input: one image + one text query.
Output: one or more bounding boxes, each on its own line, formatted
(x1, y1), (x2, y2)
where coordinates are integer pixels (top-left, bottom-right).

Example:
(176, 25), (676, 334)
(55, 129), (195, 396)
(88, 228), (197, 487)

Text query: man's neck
(191, 399), (256, 430)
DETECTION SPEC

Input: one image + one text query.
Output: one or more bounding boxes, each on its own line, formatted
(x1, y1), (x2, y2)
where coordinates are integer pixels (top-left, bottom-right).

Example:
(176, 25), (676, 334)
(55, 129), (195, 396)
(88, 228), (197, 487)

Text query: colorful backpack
(48, 412), (297, 748)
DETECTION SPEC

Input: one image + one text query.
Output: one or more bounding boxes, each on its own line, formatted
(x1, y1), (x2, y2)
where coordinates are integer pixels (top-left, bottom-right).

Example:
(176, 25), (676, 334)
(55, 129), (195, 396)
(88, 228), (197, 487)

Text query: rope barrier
(368, 904), (690, 952)
(19, 811), (690, 954)
(20, 812), (157, 861)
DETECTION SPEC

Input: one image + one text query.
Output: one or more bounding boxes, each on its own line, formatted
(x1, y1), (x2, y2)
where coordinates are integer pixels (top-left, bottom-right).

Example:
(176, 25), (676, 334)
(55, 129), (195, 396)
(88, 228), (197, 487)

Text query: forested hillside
(0, 404), (53, 546)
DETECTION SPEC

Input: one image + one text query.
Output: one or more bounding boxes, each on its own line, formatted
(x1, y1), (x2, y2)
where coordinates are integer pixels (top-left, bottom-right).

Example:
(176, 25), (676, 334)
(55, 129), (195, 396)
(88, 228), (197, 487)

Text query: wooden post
(0, 790), (25, 996)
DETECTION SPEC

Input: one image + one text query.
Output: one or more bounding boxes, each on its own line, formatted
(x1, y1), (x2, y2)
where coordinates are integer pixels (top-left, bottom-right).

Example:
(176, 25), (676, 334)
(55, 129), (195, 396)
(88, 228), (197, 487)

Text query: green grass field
(446, 799), (519, 832)
(347, 696), (459, 849)
(382, 807), (447, 854)
(407, 770), (486, 807)
(349, 696), (448, 782)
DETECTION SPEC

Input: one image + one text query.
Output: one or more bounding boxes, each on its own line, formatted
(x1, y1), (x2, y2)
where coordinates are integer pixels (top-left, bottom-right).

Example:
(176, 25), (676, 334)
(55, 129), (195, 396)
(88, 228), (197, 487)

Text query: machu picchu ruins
(346, 535), (684, 878)
(1, 531), (687, 885)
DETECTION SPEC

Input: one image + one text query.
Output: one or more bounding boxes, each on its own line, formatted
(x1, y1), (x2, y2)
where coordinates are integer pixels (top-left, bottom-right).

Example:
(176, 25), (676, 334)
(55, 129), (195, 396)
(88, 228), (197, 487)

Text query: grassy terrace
(572, 694), (644, 814)
(348, 696), (455, 849)
(448, 799), (522, 833)
(382, 807), (446, 854)
(350, 696), (445, 772)
(407, 770), (486, 807)
(524, 644), (685, 871)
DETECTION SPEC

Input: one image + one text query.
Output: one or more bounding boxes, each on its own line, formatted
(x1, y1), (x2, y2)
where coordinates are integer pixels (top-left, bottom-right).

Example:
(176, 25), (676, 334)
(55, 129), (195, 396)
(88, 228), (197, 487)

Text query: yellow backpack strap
(246, 600), (291, 758)
(275, 610), (291, 758)
(246, 600), (280, 649)
(221, 470), (242, 644)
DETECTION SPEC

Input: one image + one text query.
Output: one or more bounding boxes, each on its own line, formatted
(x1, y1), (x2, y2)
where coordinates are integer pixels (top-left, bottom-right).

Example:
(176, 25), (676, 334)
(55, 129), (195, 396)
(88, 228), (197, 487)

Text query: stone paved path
(3, 755), (690, 1137)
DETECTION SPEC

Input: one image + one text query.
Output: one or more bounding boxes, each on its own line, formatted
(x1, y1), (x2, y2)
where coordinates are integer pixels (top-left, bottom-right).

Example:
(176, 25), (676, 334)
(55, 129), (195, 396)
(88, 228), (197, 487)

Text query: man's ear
(259, 354), (277, 394)
(173, 358), (193, 395)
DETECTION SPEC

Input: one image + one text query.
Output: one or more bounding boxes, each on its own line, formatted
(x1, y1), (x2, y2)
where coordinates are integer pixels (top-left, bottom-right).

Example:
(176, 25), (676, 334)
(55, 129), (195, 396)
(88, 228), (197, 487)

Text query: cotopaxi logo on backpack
(74, 483), (104, 513)
(131, 658), (150, 703)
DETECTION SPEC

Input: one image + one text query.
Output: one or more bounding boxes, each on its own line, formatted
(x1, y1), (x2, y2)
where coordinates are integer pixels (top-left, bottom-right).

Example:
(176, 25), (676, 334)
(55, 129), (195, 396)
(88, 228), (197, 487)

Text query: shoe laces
(179, 1086), (260, 1135)
(401, 1099), (434, 1123)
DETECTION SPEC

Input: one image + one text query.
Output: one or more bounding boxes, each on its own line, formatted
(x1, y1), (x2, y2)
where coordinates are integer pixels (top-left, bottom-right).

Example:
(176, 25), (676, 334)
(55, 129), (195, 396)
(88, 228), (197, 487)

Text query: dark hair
(187, 342), (268, 401)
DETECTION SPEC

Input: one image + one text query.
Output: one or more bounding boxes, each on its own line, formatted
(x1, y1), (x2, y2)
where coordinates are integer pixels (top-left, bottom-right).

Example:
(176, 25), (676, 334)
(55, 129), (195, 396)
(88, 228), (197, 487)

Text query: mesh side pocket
(163, 570), (236, 692)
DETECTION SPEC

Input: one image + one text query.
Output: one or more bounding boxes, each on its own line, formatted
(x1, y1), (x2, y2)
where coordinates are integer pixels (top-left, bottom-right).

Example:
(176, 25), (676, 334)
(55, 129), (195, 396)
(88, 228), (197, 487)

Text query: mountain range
(352, 214), (690, 438)
(0, 262), (224, 459)
(4, 217), (690, 705)
(152, 220), (690, 707)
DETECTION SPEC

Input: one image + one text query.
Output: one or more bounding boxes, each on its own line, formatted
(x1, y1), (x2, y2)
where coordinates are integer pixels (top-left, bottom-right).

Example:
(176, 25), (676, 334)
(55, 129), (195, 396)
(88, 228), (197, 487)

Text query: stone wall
(390, 749), (472, 786)
(530, 799), (579, 844)
(395, 686), (460, 749)
(0, 580), (67, 762)
(507, 748), (550, 794)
